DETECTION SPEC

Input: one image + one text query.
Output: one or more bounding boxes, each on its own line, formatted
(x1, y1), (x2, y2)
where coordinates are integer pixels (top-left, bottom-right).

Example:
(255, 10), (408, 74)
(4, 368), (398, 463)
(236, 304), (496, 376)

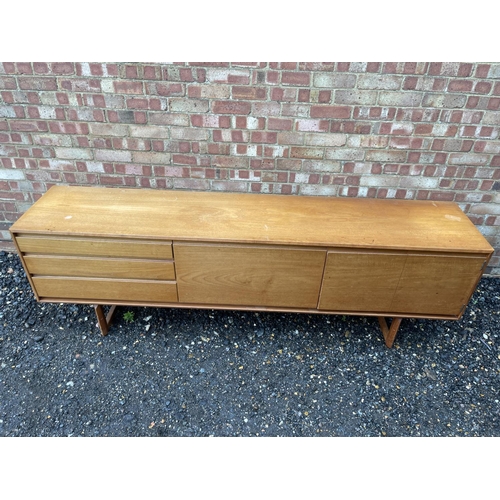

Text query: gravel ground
(1, 249), (499, 437)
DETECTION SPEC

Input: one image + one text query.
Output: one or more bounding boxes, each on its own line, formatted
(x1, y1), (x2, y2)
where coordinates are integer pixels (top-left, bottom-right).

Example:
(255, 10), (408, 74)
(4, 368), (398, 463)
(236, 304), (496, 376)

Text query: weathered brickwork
(1, 62), (499, 273)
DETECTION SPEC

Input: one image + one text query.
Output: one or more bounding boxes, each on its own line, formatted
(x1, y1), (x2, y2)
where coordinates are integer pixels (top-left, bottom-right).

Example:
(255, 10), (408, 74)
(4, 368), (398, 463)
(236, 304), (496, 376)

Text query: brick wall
(0, 62), (499, 274)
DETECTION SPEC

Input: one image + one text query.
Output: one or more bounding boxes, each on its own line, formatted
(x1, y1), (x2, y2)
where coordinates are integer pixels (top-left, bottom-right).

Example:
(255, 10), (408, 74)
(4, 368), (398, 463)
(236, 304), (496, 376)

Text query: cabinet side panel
(318, 252), (407, 312)
(390, 255), (487, 316)
(174, 244), (326, 308)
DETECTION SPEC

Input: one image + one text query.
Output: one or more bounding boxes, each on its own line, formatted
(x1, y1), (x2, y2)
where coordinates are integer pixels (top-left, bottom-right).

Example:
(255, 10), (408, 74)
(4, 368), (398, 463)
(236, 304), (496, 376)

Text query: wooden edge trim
(38, 298), (458, 321)
(9, 230), (40, 302)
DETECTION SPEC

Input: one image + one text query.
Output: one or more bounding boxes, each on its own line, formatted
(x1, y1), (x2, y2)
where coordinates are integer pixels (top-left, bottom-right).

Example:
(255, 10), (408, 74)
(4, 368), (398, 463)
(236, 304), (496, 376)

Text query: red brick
(114, 81), (144, 94)
(488, 98), (500, 110)
(51, 62), (74, 74)
(310, 106), (351, 119)
(18, 77), (57, 90)
(448, 79), (473, 92)
(189, 62), (229, 67)
(281, 72), (310, 86)
(232, 86), (267, 100)
(367, 62), (381, 73)
(430, 191), (454, 201)
(156, 83), (184, 96)
(16, 62), (33, 74)
(251, 132), (277, 144)
(458, 63), (473, 77)
(318, 91), (331, 103)
(144, 66), (161, 80)
(298, 89), (310, 102)
(268, 118), (293, 131)
(213, 100), (251, 114)
(475, 81), (492, 94)
(125, 65), (138, 78)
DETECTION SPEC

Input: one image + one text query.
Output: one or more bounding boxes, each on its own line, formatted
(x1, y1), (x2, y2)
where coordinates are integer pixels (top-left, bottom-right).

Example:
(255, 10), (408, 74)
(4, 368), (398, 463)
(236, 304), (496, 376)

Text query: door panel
(174, 243), (326, 308)
(391, 255), (486, 316)
(318, 251), (407, 312)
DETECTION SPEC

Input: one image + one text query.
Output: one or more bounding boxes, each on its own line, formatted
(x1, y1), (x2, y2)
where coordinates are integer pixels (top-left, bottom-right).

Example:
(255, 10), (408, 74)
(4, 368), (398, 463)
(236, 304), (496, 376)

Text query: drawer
(32, 276), (178, 303)
(24, 255), (175, 280)
(15, 235), (173, 259)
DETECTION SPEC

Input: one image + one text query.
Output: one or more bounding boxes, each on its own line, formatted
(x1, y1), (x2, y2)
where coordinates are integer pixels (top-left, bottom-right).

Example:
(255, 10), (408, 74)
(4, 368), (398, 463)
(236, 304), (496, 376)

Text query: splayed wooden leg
(94, 304), (117, 336)
(378, 316), (403, 348)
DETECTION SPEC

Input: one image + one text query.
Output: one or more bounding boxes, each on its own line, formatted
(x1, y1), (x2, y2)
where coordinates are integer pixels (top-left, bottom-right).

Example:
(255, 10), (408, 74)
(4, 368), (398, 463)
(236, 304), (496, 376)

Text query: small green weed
(123, 311), (135, 323)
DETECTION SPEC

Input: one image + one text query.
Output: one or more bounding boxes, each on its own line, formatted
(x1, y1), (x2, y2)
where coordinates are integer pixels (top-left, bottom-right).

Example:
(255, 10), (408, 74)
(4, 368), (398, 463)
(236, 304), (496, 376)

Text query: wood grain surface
(175, 243), (326, 308)
(24, 255), (175, 280)
(10, 185), (494, 254)
(16, 235), (173, 259)
(390, 254), (487, 316)
(33, 276), (178, 303)
(319, 252), (408, 312)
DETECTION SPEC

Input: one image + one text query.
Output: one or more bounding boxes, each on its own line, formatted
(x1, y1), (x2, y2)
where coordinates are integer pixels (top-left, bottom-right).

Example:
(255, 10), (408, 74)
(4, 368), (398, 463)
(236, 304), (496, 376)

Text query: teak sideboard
(9, 185), (493, 347)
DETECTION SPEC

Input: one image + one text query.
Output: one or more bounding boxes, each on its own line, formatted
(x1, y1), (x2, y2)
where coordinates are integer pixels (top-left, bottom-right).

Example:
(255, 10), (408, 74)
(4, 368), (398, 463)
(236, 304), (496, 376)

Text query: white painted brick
(94, 149), (132, 162)
(488, 64), (500, 78)
(347, 136), (361, 148)
(205, 68), (250, 83)
(170, 127), (207, 140)
(79, 63), (91, 76)
(130, 125), (171, 138)
(300, 185), (339, 196)
(86, 162), (105, 173)
(313, 74), (356, 88)
(38, 106), (57, 119)
(33, 134), (72, 147)
(302, 161), (341, 173)
(0, 168), (25, 180)
(304, 133), (347, 147)
(89, 123), (128, 136)
(325, 149), (365, 161)
(360, 175), (400, 187)
(247, 117), (260, 130)
(39, 92), (58, 105)
(399, 177), (440, 189)
(101, 79), (114, 93)
(351, 163), (374, 174)
(54, 148), (93, 160)
(169, 98), (209, 113)
(0, 106), (15, 118)
(294, 173), (310, 183)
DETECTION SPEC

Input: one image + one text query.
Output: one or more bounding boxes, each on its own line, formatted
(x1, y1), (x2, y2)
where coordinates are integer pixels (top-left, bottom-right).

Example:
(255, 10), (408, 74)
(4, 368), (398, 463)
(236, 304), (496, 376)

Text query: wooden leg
(94, 305), (117, 336)
(378, 316), (403, 348)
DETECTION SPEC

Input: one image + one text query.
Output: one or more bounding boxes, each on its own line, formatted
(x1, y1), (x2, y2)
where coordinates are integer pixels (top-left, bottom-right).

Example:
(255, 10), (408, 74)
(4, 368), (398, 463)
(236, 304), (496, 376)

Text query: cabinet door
(174, 243), (326, 308)
(318, 251), (407, 313)
(391, 254), (486, 316)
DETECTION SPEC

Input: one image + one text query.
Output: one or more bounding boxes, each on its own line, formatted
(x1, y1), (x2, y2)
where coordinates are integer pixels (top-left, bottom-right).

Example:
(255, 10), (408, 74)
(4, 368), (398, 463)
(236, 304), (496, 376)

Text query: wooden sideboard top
(10, 185), (493, 254)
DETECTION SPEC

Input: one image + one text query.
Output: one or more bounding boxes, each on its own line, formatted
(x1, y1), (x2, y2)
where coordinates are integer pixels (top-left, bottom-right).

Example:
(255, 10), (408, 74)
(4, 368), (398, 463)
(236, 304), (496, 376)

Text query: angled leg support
(378, 317), (403, 348)
(94, 305), (117, 336)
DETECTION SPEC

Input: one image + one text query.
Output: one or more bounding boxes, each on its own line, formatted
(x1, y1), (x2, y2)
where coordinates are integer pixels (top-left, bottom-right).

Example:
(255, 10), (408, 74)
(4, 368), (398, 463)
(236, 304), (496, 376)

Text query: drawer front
(33, 276), (178, 303)
(175, 243), (326, 308)
(24, 255), (175, 280)
(16, 235), (173, 259)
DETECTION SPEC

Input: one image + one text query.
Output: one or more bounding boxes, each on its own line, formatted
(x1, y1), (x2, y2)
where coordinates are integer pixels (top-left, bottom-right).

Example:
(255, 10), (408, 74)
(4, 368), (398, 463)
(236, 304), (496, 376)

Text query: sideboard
(9, 185), (493, 347)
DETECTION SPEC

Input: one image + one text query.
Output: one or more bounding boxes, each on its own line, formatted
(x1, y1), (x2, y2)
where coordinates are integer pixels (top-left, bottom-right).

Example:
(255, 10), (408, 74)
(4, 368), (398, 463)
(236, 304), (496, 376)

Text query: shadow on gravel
(1, 250), (499, 436)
